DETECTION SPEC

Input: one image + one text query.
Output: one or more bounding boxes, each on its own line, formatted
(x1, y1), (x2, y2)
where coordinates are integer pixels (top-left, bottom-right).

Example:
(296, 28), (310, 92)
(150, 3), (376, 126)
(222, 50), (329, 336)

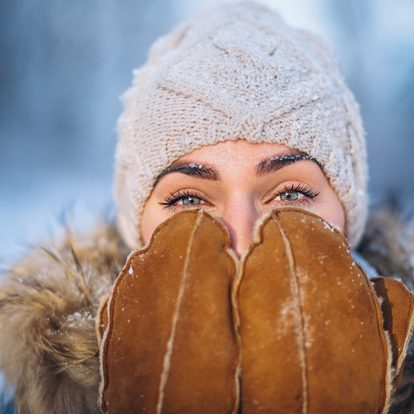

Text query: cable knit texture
(114, 0), (367, 249)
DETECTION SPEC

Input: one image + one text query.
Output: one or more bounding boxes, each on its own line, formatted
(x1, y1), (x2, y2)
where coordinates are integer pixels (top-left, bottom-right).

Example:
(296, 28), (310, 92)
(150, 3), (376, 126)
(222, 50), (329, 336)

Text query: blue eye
(159, 190), (207, 209)
(278, 191), (302, 202)
(180, 195), (203, 206)
(272, 184), (319, 205)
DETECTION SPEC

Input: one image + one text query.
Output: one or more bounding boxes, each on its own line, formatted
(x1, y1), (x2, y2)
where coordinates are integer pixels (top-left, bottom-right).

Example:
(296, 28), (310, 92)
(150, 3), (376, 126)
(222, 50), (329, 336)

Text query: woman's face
(141, 140), (345, 256)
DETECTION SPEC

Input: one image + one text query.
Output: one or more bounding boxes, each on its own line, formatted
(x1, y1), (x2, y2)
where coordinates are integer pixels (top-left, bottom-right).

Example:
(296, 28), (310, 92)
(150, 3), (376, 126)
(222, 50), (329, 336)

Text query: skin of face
(141, 140), (345, 257)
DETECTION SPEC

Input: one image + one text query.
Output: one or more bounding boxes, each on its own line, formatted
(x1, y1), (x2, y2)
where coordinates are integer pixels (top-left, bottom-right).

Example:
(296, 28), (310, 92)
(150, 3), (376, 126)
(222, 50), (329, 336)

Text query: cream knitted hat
(114, 1), (368, 249)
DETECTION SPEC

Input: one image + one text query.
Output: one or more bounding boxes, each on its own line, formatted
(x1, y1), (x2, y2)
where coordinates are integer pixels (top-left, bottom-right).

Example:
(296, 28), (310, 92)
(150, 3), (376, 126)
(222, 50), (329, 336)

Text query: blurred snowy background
(1, 0), (414, 263)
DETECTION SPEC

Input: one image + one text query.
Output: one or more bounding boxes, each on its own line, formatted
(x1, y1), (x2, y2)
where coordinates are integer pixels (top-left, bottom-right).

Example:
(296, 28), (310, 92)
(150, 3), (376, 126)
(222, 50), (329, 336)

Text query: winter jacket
(0, 203), (413, 414)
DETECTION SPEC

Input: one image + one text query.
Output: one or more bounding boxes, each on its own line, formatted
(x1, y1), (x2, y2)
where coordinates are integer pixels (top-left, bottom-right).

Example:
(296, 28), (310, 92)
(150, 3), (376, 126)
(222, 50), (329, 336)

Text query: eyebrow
(154, 161), (219, 185)
(154, 150), (321, 185)
(256, 151), (321, 176)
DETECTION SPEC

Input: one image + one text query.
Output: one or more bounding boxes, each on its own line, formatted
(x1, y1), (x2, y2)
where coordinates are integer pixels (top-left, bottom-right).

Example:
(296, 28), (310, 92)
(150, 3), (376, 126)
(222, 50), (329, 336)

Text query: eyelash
(159, 190), (208, 210)
(159, 184), (319, 210)
(268, 183), (320, 206)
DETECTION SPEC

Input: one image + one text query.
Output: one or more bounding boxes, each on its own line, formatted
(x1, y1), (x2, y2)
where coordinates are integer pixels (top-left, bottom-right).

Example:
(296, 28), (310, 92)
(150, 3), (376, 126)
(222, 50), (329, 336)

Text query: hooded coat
(0, 203), (413, 414)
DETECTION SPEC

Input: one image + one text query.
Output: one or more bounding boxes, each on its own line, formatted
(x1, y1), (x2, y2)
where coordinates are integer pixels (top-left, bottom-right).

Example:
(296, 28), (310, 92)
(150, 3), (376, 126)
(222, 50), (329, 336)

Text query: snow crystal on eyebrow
(254, 153), (314, 165)
(128, 266), (133, 275)
(188, 162), (205, 169)
(278, 154), (314, 162)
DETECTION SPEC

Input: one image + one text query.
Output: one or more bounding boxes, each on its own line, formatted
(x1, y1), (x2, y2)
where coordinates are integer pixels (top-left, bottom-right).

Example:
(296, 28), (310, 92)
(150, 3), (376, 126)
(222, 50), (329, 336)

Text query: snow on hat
(114, 1), (368, 249)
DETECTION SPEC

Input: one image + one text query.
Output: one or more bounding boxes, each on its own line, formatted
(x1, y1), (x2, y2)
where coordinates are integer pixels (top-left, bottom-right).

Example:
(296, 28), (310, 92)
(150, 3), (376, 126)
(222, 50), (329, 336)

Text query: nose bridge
(220, 194), (259, 256)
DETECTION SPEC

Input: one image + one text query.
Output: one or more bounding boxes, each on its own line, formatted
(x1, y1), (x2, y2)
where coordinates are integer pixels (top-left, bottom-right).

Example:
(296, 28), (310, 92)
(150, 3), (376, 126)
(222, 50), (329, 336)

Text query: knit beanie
(114, 1), (368, 249)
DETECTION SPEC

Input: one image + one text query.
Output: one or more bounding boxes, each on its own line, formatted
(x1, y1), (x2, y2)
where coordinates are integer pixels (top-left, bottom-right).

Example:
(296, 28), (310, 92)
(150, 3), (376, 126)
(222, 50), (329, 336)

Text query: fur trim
(358, 201), (414, 290)
(0, 203), (413, 413)
(0, 221), (129, 413)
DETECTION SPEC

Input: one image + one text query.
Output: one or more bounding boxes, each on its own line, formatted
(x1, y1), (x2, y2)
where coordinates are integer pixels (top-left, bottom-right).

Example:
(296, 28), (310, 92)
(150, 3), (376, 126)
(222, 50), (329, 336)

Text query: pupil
(281, 191), (299, 201)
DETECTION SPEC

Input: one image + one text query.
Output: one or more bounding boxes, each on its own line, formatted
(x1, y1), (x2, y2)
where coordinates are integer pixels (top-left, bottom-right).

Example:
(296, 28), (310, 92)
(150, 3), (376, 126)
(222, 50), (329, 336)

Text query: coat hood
(0, 203), (413, 413)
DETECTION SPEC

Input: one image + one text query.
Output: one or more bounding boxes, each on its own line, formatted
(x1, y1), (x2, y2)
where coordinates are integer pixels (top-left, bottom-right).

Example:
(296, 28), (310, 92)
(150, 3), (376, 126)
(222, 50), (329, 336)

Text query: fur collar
(0, 204), (413, 413)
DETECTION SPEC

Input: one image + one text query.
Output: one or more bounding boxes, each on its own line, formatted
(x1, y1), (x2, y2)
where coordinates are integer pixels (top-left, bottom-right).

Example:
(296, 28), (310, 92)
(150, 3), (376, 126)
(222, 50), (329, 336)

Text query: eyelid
(165, 187), (211, 199)
(263, 182), (319, 203)
(159, 188), (213, 209)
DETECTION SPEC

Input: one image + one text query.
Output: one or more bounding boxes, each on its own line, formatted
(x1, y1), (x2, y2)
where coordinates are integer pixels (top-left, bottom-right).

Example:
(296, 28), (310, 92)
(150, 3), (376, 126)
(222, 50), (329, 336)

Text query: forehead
(175, 140), (293, 165)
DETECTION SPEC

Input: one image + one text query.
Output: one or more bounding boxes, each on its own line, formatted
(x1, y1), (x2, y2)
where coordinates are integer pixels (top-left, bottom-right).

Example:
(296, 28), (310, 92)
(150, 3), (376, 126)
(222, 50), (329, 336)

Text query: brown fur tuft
(358, 202), (414, 290)
(0, 221), (129, 413)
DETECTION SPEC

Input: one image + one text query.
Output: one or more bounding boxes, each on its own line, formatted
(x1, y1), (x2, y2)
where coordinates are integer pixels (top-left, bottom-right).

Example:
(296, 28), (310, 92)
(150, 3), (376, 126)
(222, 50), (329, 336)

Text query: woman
(0, 2), (413, 413)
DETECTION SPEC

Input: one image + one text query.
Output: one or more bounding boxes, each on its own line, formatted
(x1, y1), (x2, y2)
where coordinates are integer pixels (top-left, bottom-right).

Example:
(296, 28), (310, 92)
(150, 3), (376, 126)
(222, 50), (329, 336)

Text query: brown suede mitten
(99, 211), (240, 413)
(98, 209), (414, 414)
